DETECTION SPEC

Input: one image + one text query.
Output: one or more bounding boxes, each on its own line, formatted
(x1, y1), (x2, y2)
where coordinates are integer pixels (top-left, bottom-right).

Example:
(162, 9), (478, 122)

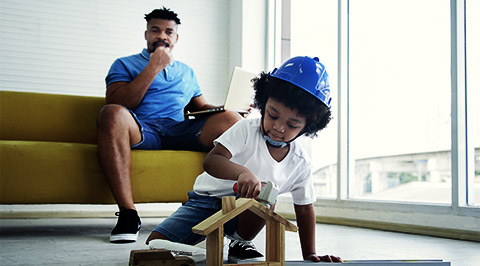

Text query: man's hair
(144, 7), (181, 25)
(252, 72), (332, 137)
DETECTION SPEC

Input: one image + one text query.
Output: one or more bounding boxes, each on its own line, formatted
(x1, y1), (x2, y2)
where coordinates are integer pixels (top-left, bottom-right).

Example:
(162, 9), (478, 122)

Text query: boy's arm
(203, 143), (262, 198)
(294, 204), (317, 259)
(294, 204), (343, 263)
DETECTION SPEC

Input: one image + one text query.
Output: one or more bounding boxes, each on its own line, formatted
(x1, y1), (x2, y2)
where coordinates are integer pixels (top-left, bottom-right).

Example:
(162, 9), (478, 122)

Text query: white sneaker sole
(110, 232), (139, 243)
(228, 256), (264, 263)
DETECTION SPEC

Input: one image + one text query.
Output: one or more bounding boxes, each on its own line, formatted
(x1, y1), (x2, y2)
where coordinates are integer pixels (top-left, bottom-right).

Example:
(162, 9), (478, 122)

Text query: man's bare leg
(98, 104), (142, 209)
(198, 110), (242, 148)
(97, 104), (142, 243)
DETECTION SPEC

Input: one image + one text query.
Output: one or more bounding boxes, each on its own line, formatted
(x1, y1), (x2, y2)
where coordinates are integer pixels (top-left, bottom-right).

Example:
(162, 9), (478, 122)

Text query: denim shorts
(153, 191), (238, 245)
(128, 110), (210, 151)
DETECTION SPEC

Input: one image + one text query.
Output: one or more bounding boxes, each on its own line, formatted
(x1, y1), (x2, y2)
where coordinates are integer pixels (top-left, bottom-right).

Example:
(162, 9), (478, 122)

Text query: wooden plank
(340, 260), (450, 265)
(265, 220), (285, 265)
(247, 203), (297, 232)
(128, 249), (195, 265)
(260, 260), (450, 265)
(197, 260), (451, 266)
(193, 198), (254, 235)
(193, 198), (297, 235)
(198, 260), (449, 265)
(206, 227), (224, 266)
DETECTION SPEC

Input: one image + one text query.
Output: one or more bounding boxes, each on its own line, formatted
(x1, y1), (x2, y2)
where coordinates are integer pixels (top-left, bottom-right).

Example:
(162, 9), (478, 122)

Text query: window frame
(273, 0), (479, 234)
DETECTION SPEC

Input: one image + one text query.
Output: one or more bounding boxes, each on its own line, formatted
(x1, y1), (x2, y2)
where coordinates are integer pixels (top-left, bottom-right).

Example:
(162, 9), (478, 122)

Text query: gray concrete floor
(1, 216), (479, 266)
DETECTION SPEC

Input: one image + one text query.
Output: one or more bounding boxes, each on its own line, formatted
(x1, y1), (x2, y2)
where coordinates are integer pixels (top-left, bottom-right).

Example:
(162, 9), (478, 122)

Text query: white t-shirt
(193, 118), (316, 205)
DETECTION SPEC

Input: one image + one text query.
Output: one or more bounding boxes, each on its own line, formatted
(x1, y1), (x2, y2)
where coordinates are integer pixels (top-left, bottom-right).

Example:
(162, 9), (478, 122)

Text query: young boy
(146, 56), (342, 263)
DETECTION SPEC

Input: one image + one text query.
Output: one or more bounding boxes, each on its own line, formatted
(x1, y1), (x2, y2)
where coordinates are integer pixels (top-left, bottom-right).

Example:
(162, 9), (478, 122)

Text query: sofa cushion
(0, 140), (206, 204)
(0, 91), (104, 144)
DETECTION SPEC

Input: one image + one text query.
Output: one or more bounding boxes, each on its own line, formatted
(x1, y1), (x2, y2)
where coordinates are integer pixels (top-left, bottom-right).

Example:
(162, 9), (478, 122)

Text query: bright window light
(349, 0), (452, 203)
(289, 0), (338, 198)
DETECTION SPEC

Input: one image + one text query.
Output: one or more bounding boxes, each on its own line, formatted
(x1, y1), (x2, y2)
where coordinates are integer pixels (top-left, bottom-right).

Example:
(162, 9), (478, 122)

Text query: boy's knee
(204, 111), (240, 134)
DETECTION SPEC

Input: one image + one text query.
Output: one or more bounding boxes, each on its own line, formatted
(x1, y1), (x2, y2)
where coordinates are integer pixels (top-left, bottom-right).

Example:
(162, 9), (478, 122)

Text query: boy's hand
(236, 172), (262, 198)
(305, 254), (343, 263)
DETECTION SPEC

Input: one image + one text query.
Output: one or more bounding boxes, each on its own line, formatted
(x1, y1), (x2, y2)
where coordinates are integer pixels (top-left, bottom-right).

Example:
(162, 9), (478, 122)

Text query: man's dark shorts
(128, 110), (210, 152)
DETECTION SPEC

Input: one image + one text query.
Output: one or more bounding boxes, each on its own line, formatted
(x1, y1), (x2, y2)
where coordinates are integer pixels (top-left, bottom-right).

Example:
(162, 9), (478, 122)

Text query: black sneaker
(227, 239), (263, 263)
(109, 208), (141, 243)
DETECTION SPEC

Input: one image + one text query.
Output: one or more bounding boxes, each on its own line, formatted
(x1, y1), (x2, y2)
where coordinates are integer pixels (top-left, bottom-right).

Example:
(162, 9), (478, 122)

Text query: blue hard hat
(270, 56), (331, 108)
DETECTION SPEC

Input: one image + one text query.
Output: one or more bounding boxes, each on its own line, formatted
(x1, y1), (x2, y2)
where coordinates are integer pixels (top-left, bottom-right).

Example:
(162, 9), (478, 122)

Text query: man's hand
(149, 46), (172, 73)
(305, 254), (343, 263)
(240, 104), (255, 118)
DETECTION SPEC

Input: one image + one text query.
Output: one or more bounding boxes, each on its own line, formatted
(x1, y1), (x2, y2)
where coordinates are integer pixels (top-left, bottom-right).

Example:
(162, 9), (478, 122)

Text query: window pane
(466, 0), (480, 207)
(290, 0), (338, 198)
(349, 0), (451, 203)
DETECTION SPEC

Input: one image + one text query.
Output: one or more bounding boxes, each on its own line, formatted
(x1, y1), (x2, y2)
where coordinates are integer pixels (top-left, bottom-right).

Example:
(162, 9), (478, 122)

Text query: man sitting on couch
(97, 7), (241, 243)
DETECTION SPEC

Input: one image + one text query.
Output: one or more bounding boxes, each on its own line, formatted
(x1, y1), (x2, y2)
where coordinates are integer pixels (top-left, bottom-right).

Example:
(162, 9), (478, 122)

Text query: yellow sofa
(0, 91), (206, 204)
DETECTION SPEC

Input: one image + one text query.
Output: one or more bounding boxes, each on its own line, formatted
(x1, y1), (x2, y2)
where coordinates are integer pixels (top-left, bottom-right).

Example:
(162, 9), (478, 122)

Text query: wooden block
(128, 249), (195, 266)
(222, 196), (236, 214)
(206, 227), (224, 266)
(265, 220), (285, 265)
(193, 197), (298, 265)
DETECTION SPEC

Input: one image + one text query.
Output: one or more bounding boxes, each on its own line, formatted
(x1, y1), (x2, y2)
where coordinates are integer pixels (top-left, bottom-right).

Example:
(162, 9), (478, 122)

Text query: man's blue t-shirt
(105, 49), (202, 122)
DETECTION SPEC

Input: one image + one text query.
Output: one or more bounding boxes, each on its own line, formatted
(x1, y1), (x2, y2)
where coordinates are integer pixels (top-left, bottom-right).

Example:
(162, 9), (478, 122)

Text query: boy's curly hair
(145, 7), (181, 25)
(252, 72), (332, 137)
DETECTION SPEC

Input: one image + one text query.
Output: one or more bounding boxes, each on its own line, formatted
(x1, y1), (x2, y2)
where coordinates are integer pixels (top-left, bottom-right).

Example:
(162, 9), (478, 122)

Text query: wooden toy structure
(129, 196), (451, 265)
(192, 196), (298, 266)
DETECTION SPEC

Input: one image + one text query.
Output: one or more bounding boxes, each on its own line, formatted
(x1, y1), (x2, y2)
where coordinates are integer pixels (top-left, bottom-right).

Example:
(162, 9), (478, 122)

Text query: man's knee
(98, 104), (126, 121)
(198, 111), (241, 148)
(97, 104), (131, 130)
(216, 110), (242, 130)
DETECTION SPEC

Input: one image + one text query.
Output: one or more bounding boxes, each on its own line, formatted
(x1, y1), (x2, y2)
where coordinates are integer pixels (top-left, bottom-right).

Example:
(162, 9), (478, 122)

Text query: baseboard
(278, 212), (480, 243)
(0, 203), (180, 219)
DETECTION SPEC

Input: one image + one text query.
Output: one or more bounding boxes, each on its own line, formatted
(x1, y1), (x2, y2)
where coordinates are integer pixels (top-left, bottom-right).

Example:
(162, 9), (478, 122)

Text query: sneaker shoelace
(231, 240), (257, 251)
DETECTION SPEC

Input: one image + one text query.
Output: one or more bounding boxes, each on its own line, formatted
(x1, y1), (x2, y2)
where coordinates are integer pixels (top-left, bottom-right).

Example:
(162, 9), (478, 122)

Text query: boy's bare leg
(228, 209), (266, 262)
(146, 231), (170, 245)
(236, 210), (266, 240)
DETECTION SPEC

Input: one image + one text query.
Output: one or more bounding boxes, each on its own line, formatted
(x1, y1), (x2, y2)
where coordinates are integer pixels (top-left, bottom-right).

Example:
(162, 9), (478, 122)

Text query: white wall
(0, 0), (270, 104)
(0, 0), (233, 104)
